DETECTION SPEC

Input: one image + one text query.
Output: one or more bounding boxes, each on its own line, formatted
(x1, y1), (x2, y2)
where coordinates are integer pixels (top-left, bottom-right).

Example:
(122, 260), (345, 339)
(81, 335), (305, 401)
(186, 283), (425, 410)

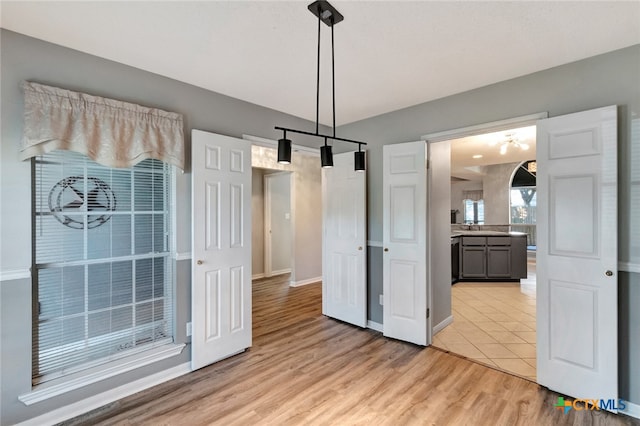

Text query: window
(463, 199), (484, 224)
(33, 150), (173, 384)
(510, 187), (537, 224)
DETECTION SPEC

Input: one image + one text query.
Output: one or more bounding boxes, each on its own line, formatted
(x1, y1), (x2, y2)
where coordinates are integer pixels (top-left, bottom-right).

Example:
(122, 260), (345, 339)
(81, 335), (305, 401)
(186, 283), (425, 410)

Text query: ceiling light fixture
(472, 154), (483, 159)
(275, 0), (367, 171)
(498, 133), (529, 155)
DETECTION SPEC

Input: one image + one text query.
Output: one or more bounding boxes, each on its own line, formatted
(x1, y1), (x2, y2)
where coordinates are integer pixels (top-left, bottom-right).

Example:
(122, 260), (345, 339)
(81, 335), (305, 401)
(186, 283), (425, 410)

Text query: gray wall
(251, 168), (265, 277)
(338, 45), (640, 406)
(0, 30), (325, 425)
(265, 172), (292, 274)
(482, 162), (521, 224)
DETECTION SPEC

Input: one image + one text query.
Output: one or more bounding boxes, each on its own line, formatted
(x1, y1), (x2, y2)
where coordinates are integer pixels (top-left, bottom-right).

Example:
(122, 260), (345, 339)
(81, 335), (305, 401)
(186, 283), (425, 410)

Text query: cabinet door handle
(197, 260), (203, 265)
(605, 270), (614, 277)
(384, 248), (389, 252)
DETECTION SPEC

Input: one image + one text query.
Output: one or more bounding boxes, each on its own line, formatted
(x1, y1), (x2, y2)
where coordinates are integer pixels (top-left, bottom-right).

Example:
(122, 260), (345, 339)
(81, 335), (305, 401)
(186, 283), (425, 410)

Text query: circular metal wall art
(48, 176), (117, 229)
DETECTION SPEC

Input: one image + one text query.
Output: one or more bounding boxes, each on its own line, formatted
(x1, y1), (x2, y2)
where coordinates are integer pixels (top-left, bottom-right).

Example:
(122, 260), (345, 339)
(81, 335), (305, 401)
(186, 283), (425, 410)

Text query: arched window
(510, 160), (536, 224)
(510, 160), (536, 248)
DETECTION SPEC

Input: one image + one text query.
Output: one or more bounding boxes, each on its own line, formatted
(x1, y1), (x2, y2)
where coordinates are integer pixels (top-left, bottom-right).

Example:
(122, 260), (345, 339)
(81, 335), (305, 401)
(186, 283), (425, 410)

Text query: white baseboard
(433, 315), (454, 335)
(367, 320), (383, 332)
(17, 362), (192, 426)
(271, 268), (291, 276)
(290, 276), (322, 287)
(623, 401), (640, 420)
(252, 273), (265, 280)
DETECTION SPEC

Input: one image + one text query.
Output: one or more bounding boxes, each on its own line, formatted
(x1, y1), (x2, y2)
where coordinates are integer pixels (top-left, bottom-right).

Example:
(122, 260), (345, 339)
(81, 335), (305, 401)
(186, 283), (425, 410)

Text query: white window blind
(33, 150), (173, 384)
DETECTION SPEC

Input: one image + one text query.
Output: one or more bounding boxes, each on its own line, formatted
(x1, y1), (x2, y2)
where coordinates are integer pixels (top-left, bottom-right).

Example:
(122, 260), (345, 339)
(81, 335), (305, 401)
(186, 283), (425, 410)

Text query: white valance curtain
(21, 81), (184, 170)
(462, 190), (484, 201)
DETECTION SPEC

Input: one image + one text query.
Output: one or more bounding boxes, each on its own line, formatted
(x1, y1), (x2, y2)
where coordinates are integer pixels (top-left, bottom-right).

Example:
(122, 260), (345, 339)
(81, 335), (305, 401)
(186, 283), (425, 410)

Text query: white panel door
(192, 129), (252, 371)
(537, 106), (617, 404)
(322, 152), (367, 327)
(383, 141), (429, 345)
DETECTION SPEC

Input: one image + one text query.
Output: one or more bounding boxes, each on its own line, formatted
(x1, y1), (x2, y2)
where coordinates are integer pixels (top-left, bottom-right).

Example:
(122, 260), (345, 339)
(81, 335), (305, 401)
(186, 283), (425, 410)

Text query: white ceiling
(1, 1), (639, 127)
(450, 125), (536, 181)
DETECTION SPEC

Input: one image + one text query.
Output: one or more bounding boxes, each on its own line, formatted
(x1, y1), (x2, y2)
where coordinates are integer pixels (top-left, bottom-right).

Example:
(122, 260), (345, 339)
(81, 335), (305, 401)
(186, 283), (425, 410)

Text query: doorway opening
(432, 124), (538, 381)
(249, 143), (324, 338)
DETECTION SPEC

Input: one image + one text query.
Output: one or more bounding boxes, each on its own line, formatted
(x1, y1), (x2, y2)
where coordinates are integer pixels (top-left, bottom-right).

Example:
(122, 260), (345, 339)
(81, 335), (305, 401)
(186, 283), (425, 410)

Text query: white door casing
(537, 106), (618, 404)
(322, 152), (367, 327)
(191, 129), (252, 371)
(383, 141), (429, 346)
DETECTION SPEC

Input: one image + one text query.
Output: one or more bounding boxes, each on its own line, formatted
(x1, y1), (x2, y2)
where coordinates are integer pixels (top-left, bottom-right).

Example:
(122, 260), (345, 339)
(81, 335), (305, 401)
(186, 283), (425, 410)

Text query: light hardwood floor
(61, 274), (638, 425)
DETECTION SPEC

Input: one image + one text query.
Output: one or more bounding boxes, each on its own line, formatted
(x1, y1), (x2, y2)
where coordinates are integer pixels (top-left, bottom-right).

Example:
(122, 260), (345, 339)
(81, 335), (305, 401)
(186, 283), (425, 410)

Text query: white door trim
(242, 134), (320, 157)
(421, 112), (548, 142)
(422, 112), (547, 340)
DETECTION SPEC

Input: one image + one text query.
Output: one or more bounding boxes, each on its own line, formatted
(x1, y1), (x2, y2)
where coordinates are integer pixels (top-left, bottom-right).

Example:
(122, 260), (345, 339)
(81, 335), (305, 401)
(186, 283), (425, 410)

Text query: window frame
(31, 151), (177, 386)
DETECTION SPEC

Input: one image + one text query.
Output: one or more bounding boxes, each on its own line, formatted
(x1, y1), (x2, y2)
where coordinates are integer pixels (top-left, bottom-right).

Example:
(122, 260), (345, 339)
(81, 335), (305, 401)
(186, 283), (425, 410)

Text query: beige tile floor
(433, 256), (537, 381)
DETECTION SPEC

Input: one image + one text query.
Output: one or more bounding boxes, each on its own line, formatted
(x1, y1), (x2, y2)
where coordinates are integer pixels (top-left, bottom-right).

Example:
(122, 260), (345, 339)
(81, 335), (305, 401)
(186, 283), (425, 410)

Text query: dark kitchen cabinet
(461, 246), (487, 278)
(459, 234), (526, 280)
(487, 247), (511, 278)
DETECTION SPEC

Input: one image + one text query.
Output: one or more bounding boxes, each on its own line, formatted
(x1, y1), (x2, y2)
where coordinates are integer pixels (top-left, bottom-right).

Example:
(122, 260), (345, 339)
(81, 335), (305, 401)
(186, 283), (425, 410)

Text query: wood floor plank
(60, 274), (639, 426)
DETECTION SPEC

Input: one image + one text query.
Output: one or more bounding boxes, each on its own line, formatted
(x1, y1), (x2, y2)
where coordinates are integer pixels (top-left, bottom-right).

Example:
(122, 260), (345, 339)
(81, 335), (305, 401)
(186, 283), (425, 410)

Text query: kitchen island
(451, 231), (527, 282)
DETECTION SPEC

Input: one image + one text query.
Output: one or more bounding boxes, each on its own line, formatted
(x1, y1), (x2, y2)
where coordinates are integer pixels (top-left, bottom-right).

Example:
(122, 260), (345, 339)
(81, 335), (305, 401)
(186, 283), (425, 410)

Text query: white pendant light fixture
(275, 0), (367, 172)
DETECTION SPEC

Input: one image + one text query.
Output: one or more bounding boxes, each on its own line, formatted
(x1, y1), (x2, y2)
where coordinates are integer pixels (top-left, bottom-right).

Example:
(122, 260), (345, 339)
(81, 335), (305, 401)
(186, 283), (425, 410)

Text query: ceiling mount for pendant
(275, 0), (366, 172)
(308, 0), (344, 26)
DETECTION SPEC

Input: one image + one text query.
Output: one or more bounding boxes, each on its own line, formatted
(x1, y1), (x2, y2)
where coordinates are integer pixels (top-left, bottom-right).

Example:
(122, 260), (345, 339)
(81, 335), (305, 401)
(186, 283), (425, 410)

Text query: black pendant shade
(354, 150), (365, 172)
(321, 144), (333, 168)
(277, 137), (292, 164)
(274, 1), (366, 172)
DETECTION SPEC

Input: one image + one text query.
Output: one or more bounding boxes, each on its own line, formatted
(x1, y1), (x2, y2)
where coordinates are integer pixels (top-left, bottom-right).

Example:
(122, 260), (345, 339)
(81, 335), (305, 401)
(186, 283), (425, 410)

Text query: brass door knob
(384, 248), (389, 252)
(358, 246), (363, 251)
(605, 270), (614, 277)
(197, 260), (203, 265)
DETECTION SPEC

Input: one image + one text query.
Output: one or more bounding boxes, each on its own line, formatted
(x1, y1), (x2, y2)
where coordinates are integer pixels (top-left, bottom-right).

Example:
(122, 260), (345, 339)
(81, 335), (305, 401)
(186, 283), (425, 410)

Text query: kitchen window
(463, 199), (484, 224)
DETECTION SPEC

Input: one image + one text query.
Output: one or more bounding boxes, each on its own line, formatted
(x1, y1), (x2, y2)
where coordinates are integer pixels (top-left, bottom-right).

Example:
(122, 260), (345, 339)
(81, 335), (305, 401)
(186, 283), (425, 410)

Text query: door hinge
(427, 308), (430, 318)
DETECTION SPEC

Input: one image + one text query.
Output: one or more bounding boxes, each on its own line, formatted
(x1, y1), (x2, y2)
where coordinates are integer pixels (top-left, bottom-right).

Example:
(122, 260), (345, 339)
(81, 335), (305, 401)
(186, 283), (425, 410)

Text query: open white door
(322, 151), (367, 327)
(537, 106), (618, 404)
(382, 141), (429, 345)
(191, 129), (252, 370)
